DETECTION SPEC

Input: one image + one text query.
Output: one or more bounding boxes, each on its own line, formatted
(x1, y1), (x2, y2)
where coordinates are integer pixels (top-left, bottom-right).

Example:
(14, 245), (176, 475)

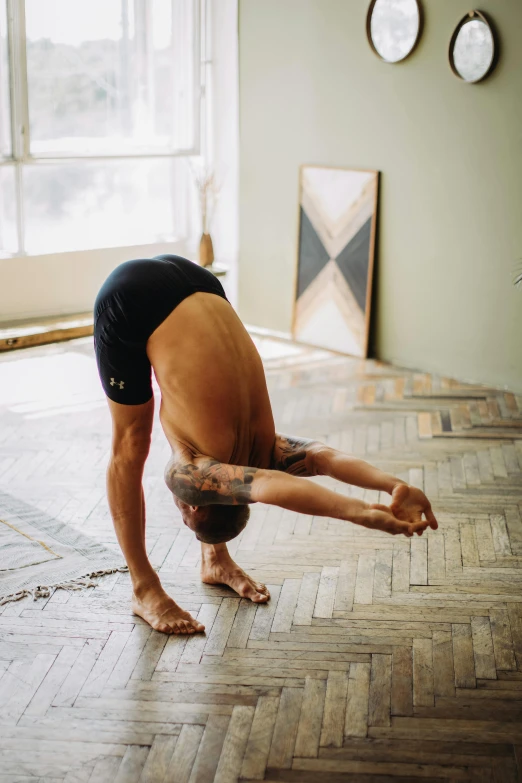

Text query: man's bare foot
(132, 582), (205, 634)
(200, 544), (270, 603)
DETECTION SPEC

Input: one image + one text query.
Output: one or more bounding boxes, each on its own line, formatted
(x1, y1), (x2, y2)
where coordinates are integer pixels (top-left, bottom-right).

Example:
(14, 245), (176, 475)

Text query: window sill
(0, 238), (195, 263)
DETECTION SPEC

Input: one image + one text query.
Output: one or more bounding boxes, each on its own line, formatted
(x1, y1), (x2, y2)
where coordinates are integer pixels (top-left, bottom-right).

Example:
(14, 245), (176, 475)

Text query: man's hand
(390, 483), (438, 533)
(354, 503), (430, 538)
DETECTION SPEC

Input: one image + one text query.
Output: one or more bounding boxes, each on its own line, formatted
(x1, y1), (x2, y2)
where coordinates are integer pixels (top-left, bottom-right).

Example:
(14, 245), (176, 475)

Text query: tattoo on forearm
(165, 456), (259, 506)
(271, 434), (317, 476)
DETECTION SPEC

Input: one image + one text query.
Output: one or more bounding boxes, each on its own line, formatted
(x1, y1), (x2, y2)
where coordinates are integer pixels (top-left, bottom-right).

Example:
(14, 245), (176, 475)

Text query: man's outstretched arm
(165, 451), (430, 537)
(271, 434), (438, 530)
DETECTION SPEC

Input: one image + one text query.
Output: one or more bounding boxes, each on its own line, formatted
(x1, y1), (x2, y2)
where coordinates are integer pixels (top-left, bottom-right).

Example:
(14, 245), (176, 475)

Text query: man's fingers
(388, 485), (438, 534)
(371, 506), (413, 537)
(426, 507), (438, 530)
(365, 506), (433, 540)
(390, 518), (413, 537)
(410, 519), (430, 536)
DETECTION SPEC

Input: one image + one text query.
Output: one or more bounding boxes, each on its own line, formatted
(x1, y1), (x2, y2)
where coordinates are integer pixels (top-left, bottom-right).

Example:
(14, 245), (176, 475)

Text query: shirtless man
(94, 255), (437, 635)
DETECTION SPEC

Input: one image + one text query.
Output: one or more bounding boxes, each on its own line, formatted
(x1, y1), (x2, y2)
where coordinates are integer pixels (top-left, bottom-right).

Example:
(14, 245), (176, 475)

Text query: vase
(199, 233), (214, 267)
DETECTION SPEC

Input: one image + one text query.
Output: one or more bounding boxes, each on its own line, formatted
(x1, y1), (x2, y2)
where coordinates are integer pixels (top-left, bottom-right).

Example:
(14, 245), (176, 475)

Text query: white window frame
(1, 0), (205, 256)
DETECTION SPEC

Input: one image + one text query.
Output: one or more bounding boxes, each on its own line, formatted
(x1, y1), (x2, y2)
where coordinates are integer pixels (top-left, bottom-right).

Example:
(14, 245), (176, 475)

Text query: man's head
(174, 497), (250, 544)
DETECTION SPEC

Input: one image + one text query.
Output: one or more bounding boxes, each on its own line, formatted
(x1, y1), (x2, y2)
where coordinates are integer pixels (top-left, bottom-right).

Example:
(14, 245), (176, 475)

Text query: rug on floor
(0, 490), (126, 605)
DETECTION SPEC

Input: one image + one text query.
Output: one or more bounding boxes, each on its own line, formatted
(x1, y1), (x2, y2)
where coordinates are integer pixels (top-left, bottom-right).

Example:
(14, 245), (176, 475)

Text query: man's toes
(171, 619), (190, 634)
(178, 617), (205, 633)
(252, 591), (270, 603)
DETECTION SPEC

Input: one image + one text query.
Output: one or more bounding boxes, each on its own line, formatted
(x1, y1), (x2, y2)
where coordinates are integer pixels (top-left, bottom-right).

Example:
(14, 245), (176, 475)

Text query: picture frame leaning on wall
(292, 165), (380, 359)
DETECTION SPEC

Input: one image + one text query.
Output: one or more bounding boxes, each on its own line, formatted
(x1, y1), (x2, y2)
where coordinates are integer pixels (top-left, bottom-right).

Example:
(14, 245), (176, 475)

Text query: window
(0, 0), (10, 157)
(0, 0), (202, 256)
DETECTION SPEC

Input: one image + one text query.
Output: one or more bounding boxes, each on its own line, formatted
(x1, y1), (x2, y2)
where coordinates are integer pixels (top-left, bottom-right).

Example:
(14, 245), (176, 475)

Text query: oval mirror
(367, 0), (422, 64)
(449, 11), (497, 83)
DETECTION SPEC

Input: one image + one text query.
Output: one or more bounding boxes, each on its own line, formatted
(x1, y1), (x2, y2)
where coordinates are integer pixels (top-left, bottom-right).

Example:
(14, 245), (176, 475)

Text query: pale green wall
(238, 0), (522, 392)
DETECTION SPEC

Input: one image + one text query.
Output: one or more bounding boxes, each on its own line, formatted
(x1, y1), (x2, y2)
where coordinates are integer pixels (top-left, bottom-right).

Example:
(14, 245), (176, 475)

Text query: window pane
(0, 165), (18, 255)
(23, 158), (190, 254)
(0, 0), (11, 157)
(25, 0), (197, 156)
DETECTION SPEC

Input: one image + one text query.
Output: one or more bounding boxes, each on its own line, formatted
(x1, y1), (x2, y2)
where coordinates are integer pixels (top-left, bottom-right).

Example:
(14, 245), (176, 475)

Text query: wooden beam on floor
(0, 313), (94, 352)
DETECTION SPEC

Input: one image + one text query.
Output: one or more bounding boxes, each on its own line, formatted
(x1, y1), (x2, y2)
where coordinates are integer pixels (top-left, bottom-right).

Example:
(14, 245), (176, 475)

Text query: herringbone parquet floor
(1, 334), (522, 782)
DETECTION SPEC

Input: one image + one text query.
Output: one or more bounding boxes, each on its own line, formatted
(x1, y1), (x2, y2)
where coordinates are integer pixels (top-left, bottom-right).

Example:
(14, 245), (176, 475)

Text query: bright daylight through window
(0, 0), (201, 256)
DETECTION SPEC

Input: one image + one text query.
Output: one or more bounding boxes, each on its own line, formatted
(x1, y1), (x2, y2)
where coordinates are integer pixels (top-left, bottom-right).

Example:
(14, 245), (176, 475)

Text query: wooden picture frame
(448, 10), (498, 84)
(366, 0), (423, 64)
(292, 165), (379, 359)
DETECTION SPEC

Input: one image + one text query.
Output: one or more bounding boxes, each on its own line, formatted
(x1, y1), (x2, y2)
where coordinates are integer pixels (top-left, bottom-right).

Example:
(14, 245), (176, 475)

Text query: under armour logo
(110, 378), (125, 390)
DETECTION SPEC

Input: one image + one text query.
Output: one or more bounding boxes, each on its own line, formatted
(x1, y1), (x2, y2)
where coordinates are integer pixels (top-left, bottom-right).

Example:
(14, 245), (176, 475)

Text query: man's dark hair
(175, 499), (250, 543)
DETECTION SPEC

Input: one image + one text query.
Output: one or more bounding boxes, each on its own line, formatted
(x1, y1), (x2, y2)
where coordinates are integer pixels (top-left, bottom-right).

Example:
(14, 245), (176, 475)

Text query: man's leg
(107, 398), (204, 634)
(200, 543), (270, 603)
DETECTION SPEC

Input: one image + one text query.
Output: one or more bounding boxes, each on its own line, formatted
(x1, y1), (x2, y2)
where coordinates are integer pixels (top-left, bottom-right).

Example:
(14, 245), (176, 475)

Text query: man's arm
(165, 451), (339, 512)
(165, 451), (429, 537)
(271, 434), (438, 530)
(272, 433), (399, 490)
(165, 453), (260, 506)
(270, 434), (322, 476)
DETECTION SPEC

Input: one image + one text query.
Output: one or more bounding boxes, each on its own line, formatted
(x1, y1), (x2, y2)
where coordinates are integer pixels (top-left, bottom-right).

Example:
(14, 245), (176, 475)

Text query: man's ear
(190, 505), (198, 512)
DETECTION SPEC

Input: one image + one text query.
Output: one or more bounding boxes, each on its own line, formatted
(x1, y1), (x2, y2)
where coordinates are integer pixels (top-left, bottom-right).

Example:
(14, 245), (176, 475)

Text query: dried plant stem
(189, 161), (221, 235)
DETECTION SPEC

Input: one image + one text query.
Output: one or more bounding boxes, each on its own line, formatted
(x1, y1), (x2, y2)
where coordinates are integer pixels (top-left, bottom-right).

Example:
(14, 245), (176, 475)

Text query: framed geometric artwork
(292, 165), (379, 358)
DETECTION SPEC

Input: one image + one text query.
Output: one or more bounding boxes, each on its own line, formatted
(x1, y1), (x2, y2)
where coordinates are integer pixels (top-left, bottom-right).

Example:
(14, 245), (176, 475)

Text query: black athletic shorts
(94, 254), (228, 405)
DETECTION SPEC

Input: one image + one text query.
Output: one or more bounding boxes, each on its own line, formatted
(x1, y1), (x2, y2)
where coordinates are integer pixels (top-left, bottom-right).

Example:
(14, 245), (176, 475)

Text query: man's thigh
(107, 397), (155, 458)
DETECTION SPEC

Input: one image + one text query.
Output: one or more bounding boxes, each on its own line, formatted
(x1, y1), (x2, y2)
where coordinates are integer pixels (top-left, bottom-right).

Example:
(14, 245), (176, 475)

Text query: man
(94, 255), (437, 635)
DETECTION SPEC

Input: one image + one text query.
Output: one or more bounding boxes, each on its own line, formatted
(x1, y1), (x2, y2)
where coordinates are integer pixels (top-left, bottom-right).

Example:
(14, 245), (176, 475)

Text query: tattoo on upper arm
(271, 434), (318, 476)
(165, 455), (259, 506)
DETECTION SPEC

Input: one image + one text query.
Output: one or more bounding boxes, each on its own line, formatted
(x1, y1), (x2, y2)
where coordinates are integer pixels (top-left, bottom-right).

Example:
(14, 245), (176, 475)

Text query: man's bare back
(94, 256), (438, 635)
(147, 292), (276, 468)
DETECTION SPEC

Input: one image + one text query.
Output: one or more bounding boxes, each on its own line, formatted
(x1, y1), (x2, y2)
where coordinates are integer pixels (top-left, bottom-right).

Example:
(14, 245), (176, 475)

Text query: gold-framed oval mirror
(367, 0), (423, 64)
(449, 10), (497, 83)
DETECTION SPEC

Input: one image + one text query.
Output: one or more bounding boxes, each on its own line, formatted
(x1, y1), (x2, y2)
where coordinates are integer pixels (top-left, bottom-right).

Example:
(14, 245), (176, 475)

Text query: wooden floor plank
(319, 670), (348, 748)
(267, 686), (303, 767)
(113, 745), (149, 783)
(214, 705), (255, 783)
(489, 605), (517, 671)
(293, 572), (320, 626)
(185, 713), (231, 783)
(353, 554), (376, 606)
(433, 629), (456, 698)
(271, 580), (301, 633)
(139, 734), (178, 783)
(452, 624), (477, 689)
(368, 654), (392, 727)
(293, 676), (326, 757)
(240, 695), (279, 779)
(227, 600), (257, 649)
(344, 662), (371, 739)
(413, 639), (434, 708)
(164, 724), (205, 783)
(471, 617), (497, 680)
(333, 559), (356, 612)
(314, 567), (339, 619)
(391, 646), (413, 717)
